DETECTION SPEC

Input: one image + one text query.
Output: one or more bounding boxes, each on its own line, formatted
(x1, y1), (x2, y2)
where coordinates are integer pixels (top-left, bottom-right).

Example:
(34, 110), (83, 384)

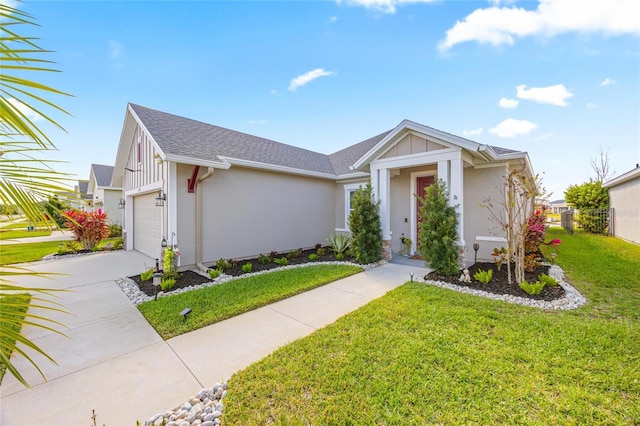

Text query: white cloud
(516, 84), (573, 106)
(600, 77), (616, 86)
(288, 68), (335, 91)
(247, 119), (267, 125)
(489, 118), (537, 137)
(498, 97), (519, 108)
(462, 127), (483, 137)
(330, 16), (338, 22)
(438, 0), (640, 51)
(586, 102), (597, 108)
(336, 0), (435, 14)
(108, 41), (123, 59)
(7, 98), (42, 122)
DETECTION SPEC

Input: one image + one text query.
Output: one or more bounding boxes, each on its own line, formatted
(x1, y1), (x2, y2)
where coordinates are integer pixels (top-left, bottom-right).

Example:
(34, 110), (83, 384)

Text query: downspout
(196, 167), (215, 272)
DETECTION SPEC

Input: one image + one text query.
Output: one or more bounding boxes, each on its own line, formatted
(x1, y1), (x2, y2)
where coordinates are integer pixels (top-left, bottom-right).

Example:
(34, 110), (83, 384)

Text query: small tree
(62, 209), (110, 250)
(417, 179), (459, 276)
(348, 183), (382, 264)
(482, 170), (544, 284)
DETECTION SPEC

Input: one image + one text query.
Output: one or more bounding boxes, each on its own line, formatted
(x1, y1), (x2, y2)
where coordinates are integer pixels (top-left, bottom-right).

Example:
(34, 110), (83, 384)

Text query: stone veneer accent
(381, 239), (392, 261)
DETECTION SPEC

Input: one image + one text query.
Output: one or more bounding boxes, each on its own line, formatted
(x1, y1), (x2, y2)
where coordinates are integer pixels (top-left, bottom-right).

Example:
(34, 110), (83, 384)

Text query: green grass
(0, 294), (31, 383)
(224, 229), (640, 425)
(138, 264), (363, 339)
(0, 238), (122, 265)
(0, 241), (63, 265)
(0, 229), (52, 240)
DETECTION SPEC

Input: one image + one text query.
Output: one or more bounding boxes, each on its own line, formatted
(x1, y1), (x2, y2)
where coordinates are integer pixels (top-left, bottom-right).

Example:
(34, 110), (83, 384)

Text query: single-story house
(87, 164), (123, 225)
(112, 103), (534, 268)
(603, 165), (640, 244)
(549, 199), (570, 215)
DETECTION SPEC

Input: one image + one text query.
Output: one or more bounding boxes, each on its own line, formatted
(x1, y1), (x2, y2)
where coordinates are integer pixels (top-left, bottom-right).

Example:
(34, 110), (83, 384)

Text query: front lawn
(223, 229), (640, 425)
(138, 264), (363, 339)
(0, 241), (63, 265)
(0, 294), (30, 383)
(0, 238), (123, 265)
(0, 229), (52, 240)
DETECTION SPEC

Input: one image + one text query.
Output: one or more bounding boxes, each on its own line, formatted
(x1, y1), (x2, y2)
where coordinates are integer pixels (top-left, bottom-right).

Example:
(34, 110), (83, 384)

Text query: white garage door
(133, 193), (161, 259)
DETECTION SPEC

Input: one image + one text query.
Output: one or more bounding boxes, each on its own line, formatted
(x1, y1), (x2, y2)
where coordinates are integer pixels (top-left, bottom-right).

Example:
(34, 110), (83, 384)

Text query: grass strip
(0, 238), (123, 265)
(138, 264), (363, 339)
(223, 229), (640, 425)
(0, 241), (63, 265)
(0, 229), (52, 240)
(0, 294), (31, 383)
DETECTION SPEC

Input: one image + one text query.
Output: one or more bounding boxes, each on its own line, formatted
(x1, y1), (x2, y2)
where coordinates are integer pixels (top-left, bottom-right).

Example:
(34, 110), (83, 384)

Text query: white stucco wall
(609, 177), (640, 244)
(175, 166), (336, 266)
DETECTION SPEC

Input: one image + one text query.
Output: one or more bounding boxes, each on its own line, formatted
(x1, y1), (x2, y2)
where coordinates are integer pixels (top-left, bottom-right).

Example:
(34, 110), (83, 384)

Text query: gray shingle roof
(490, 145), (519, 155)
(129, 104), (522, 177)
(91, 164), (115, 187)
(77, 180), (91, 199)
(130, 104), (336, 175)
(329, 130), (393, 175)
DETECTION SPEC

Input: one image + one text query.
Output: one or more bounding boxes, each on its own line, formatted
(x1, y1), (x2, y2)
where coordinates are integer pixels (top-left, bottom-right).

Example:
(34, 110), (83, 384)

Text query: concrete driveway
(0, 251), (421, 425)
(0, 251), (203, 426)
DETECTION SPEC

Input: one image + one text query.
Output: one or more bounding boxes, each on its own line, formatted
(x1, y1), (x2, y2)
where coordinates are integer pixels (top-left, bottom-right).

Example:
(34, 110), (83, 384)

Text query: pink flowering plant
(524, 206), (562, 264)
(63, 209), (110, 250)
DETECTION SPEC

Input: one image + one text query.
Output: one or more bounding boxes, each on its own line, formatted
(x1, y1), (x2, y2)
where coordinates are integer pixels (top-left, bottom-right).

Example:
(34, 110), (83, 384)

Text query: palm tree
(1, 2), (75, 386)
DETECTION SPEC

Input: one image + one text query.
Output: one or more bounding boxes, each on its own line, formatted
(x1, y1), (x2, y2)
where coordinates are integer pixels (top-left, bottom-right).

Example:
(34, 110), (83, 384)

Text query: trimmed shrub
(347, 183), (382, 264)
(417, 179), (460, 276)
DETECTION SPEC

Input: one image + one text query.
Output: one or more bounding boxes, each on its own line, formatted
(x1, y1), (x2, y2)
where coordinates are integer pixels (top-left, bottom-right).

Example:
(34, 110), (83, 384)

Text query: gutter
(195, 167), (215, 272)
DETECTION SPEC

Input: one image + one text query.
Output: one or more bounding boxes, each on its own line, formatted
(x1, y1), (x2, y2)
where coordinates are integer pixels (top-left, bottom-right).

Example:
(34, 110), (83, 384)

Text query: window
(343, 183), (363, 229)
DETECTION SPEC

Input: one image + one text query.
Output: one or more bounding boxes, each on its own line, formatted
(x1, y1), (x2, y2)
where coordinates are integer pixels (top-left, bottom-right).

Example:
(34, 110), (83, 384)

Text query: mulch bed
(424, 262), (565, 301)
(129, 270), (212, 297)
(129, 248), (356, 297)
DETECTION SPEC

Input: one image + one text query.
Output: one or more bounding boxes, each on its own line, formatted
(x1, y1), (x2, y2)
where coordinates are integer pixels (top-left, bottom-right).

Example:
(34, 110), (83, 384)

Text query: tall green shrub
(348, 183), (382, 264)
(564, 179), (610, 234)
(417, 179), (459, 275)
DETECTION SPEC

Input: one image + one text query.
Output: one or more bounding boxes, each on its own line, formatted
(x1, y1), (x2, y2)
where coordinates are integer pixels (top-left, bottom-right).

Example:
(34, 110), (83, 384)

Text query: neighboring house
(87, 164), (123, 225)
(112, 103), (534, 267)
(603, 165), (640, 244)
(549, 199), (570, 214)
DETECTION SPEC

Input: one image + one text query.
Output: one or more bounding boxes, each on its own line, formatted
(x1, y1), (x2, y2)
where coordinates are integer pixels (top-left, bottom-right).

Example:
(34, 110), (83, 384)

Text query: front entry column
(371, 166), (392, 260)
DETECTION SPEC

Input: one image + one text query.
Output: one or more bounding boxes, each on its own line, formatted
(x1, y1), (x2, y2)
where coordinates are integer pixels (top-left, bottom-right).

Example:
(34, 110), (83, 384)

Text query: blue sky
(10, 0), (640, 199)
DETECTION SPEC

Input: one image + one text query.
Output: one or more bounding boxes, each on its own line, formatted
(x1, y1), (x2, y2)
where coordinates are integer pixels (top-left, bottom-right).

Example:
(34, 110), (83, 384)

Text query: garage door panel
(133, 193), (161, 259)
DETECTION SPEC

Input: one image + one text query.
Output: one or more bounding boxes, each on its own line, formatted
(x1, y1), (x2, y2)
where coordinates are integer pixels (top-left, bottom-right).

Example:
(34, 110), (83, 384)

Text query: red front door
(416, 176), (435, 243)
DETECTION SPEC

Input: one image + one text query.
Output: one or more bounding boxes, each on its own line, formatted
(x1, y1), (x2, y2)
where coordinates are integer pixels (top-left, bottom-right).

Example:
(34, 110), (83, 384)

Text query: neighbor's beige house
(87, 164), (123, 225)
(603, 165), (640, 245)
(112, 103), (534, 268)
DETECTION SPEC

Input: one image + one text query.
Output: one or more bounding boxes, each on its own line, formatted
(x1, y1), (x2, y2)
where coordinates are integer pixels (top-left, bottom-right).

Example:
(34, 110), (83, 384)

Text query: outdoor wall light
(152, 272), (163, 301)
(473, 243), (480, 264)
(161, 238), (167, 248)
(155, 190), (166, 207)
(117, 198), (125, 209)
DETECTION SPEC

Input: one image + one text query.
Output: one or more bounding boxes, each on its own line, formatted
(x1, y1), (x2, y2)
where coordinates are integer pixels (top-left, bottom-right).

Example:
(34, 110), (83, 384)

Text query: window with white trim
(344, 183), (363, 229)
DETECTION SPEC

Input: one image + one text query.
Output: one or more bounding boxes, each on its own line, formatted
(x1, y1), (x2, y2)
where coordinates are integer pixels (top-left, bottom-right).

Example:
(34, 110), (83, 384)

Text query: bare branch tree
(591, 148), (614, 183)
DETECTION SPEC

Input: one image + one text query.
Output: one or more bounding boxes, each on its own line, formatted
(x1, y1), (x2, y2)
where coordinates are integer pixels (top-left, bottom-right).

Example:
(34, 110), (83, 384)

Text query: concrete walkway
(0, 251), (426, 426)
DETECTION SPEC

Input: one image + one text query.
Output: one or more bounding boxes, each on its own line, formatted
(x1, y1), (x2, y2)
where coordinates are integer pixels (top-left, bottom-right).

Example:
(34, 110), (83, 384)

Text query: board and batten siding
(123, 126), (167, 192)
